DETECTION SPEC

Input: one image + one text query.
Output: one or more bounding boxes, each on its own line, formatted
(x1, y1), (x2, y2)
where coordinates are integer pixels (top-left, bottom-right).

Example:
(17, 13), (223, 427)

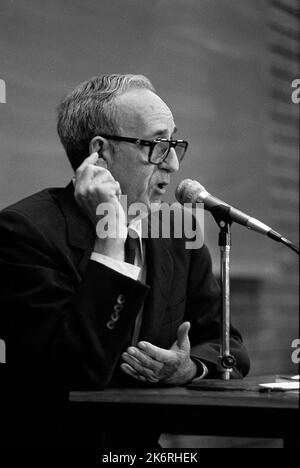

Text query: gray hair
(57, 74), (156, 170)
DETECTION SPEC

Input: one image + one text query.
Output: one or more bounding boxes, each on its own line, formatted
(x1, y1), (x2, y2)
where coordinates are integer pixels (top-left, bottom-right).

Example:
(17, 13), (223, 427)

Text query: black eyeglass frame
(99, 134), (188, 165)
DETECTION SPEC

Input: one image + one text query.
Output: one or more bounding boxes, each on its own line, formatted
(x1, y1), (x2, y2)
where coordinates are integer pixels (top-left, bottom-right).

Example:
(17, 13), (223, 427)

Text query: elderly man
(0, 74), (249, 448)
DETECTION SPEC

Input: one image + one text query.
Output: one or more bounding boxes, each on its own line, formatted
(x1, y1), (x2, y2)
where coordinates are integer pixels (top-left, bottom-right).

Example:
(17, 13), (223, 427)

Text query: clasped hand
(121, 322), (197, 385)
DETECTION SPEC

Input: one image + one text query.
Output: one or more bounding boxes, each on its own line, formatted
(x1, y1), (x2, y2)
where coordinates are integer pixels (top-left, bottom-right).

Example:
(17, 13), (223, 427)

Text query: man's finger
(75, 165), (115, 197)
(74, 163), (98, 188)
(77, 152), (99, 171)
(122, 352), (159, 380)
(95, 157), (108, 169)
(75, 153), (107, 186)
(136, 341), (171, 362)
(176, 321), (191, 350)
(126, 347), (163, 372)
(120, 363), (147, 382)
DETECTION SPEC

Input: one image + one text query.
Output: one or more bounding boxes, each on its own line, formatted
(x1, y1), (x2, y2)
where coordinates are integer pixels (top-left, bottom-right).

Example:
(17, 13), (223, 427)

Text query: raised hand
(121, 322), (197, 385)
(73, 152), (127, 261)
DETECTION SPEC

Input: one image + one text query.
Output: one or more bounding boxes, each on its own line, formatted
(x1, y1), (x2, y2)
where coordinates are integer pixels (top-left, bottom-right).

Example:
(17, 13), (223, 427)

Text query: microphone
(175, 179), (297, 249)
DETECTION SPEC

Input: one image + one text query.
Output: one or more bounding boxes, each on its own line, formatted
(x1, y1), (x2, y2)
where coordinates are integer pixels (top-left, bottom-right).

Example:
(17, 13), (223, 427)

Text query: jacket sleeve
(0, 209), (149, 392)
(187, 244), (250, 378)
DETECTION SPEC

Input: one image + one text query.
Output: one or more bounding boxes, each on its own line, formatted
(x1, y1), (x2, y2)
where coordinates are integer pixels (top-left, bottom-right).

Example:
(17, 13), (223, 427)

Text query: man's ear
(89, 136), (111, 164)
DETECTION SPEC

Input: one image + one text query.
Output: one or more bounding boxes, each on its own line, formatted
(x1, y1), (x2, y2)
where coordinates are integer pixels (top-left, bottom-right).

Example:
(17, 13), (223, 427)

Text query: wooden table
(69, 376), (299, 448)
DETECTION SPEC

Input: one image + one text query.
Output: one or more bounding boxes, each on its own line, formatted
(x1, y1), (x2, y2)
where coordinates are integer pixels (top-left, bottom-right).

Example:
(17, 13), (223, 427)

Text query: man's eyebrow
(149, 126), (178, 139)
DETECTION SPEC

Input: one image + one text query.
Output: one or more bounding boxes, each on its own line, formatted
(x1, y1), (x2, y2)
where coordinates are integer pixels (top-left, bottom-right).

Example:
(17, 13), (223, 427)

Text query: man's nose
(160, 148), (179, 173)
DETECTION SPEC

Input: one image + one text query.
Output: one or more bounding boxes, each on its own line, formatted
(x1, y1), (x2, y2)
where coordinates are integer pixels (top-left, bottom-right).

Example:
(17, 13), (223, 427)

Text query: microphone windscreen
(175, 179), (205, 204)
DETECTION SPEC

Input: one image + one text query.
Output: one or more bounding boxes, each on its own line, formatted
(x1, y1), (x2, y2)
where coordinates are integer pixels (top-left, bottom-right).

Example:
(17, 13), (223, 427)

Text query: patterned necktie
(124, 233), (137, 265)
(124, 231), (139, 346)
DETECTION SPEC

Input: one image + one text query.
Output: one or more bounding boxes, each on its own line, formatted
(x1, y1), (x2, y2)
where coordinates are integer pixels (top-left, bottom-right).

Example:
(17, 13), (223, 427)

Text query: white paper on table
(276, 375), (299, 381)
(259, 381), (300, 390)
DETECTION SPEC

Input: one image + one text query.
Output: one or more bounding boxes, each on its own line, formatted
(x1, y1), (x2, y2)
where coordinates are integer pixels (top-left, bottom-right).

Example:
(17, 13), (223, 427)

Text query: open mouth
(156, 182), (168, 190)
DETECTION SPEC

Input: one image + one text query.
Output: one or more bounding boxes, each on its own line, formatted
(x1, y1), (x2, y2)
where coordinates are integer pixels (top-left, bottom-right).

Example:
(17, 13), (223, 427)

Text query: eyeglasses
(99, 134), (188, 165)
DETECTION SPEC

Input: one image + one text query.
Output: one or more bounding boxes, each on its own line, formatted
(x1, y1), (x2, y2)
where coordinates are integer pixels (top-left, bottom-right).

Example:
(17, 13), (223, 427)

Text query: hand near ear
(72, 152), (127, 261)
(95, 157), (107, 169)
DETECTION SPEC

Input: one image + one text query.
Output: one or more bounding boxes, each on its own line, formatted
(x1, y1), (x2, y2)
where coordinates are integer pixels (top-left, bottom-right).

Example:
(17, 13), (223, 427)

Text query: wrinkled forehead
(113, 89), (175, 137)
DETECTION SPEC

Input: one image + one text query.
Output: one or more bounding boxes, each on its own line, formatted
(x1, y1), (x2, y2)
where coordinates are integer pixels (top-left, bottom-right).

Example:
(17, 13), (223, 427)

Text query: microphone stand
(208, 204), (299, 380)
(186, 196), (299, 389)
(210, 205), (237, 380)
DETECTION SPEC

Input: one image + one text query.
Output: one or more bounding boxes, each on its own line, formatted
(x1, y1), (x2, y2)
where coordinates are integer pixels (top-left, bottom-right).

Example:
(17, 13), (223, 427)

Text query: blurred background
(0, 0), (299, 448)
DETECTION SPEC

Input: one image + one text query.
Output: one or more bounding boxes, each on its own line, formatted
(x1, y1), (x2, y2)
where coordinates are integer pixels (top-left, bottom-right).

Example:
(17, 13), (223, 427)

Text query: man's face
(108, 89), (179, 209)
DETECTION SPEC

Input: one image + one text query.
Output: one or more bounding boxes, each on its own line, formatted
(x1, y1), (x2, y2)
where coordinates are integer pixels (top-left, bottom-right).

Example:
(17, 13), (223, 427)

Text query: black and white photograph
(0, 0), (299, 454)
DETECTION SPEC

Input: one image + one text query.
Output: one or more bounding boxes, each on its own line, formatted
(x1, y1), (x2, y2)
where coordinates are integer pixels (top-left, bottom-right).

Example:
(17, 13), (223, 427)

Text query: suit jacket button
(111, 310), (120, 322)
(106, 320), (115, 330)
(117, 294), (126, 305)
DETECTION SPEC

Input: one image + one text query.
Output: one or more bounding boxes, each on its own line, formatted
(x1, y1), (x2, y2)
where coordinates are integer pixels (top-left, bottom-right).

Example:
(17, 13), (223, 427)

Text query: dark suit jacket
(0, 182), (250, 446)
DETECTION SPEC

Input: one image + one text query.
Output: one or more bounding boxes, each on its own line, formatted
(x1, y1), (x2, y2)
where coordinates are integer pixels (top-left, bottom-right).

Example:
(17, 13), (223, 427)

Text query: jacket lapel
(57, 182), (95, 275)
(139, 212), (174, 343)
(57, 184), (175, 341)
